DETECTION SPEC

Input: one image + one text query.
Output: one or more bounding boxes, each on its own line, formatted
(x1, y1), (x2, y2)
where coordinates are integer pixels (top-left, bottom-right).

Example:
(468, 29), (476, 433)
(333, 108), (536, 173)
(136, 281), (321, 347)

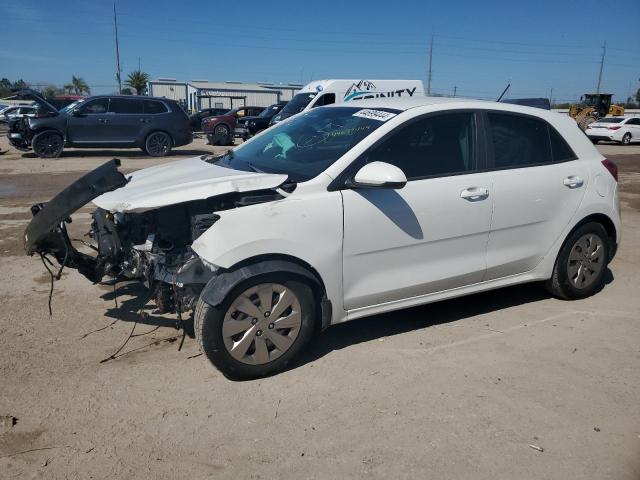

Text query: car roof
(85, 95), (175, 102)
(327, 96), (557, 117)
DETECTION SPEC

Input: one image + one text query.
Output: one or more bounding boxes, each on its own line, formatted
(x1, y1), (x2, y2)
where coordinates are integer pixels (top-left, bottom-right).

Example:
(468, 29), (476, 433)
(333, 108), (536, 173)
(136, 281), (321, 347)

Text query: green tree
(0, 78), (12, 98)
(63, 83), (74, 94)
(124, 70), (150, 95)
(42, 85), (60, 98)
(70, 75), (90, 95)
(12, 79), (29, 91)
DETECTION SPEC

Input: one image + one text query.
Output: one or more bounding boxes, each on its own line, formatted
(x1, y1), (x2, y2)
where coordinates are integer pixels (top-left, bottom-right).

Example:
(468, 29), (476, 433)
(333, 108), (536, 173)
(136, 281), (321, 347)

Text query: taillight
(608, 126), (621, 130)
(601, 158), (618, 181)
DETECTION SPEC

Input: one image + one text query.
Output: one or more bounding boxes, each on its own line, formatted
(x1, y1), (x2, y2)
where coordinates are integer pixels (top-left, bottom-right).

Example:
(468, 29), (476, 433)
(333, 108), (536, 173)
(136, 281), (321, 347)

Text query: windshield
(214, 106), (399, 182)
(596, 118), (624, 124)
(276, 92), (317, 121)
(60, 99), (85, 113)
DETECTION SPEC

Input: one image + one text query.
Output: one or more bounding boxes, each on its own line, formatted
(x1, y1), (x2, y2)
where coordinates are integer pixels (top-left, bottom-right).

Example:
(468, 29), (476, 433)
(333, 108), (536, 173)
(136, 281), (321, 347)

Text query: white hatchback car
(25, 97), (621, 379)
(584, 116), (640, 145)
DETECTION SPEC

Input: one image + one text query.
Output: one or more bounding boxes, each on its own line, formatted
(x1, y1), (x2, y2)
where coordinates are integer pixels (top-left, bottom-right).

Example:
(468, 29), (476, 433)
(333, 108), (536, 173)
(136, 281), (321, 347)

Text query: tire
(590, 139), (599, 144)
(621, 133), (631, 145)
(545, 222), (610, 300)
(32, 131), (63, 158)
(209, 124), (231, 146)
(195, 274), (317, 380)
(144, 131), (172, 157)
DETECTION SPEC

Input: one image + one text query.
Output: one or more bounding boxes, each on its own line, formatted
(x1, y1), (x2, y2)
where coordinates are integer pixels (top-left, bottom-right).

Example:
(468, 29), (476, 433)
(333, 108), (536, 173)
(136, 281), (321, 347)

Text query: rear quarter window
(143, 100), (168, 114)
(548, 126), (577, 162)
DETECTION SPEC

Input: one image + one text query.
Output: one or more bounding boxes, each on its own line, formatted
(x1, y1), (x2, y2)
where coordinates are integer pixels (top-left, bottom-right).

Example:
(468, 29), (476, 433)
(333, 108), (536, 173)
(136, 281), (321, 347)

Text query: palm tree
(63, 83), (74, 94)
(70, 75), (90, 95)
(125, 70), (150, 95)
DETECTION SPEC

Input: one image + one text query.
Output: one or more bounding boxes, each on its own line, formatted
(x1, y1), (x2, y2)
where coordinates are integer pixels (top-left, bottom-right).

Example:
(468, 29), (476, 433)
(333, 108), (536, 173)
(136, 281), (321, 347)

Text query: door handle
(98, 118), (109, 124)
(563, 176), (584, 188)
(139, 118), (151, 123)
(460, 187), (489, 201)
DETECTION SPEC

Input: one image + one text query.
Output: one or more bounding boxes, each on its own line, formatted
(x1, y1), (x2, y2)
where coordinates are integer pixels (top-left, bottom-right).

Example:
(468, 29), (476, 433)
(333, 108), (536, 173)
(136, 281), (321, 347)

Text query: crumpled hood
(93, 156), (288, 212)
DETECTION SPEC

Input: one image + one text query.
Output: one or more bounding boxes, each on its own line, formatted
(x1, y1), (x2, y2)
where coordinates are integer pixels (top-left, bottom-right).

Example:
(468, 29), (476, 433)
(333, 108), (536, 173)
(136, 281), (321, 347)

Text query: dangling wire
(99, 287), (156, 363)
(39, 253), (55, 318)
(38, 234), (69, 319)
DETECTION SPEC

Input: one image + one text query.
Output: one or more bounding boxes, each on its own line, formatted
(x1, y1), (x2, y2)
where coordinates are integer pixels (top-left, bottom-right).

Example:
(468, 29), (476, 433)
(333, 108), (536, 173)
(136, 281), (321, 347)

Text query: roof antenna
(497, 82), (511, 102)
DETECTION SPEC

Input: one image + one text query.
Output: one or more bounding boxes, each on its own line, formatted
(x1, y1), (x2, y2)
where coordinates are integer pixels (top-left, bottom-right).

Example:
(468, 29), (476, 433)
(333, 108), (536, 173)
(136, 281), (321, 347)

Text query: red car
(202, 106), (265, 145)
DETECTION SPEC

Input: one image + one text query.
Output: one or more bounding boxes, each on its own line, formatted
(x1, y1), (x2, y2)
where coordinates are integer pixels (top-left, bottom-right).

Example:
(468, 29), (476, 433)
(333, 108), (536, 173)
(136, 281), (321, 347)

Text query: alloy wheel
(222, 283), (302, 365)
(214, 124), (229, 136)
(567, 233), (605, 289)
(34, 133), (62, 157)
(146, 132), (171, 156)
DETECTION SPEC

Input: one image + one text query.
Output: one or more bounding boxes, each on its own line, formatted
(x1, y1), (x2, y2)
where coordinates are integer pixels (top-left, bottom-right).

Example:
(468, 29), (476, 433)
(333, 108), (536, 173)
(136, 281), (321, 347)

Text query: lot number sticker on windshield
(353, 109), (397, 122)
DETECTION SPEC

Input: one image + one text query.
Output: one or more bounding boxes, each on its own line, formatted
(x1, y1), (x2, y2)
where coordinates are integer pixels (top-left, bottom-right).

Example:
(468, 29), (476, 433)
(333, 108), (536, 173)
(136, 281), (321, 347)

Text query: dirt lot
(1, 136), (639, 479)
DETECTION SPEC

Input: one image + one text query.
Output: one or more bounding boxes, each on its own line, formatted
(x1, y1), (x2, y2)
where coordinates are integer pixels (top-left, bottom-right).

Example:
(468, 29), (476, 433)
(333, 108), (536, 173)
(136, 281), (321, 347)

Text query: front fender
(191, 187), (345, 324)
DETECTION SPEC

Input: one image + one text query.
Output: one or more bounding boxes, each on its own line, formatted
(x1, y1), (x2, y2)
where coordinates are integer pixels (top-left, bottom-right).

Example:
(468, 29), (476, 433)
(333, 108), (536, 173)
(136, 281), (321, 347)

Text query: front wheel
(144, 131), (172, 157)
(32, 131), (64, 158)
(195, 275), (316, 380)
(621, 133), (632, 145)
(545, 222), (610, 300)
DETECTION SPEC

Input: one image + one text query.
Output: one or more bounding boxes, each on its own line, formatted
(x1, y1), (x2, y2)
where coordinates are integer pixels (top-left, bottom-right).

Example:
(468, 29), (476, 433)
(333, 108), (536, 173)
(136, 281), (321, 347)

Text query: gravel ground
(0, 136), (639, 479)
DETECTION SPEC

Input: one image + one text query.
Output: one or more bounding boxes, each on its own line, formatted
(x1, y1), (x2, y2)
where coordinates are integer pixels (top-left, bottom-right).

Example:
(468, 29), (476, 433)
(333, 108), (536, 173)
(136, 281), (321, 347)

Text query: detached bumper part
(24, 159), (128, 282)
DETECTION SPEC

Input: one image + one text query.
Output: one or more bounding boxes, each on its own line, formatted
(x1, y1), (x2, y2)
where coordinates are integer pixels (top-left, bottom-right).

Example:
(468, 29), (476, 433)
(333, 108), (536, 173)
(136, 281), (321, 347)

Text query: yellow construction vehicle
(569, 93), (625, 130)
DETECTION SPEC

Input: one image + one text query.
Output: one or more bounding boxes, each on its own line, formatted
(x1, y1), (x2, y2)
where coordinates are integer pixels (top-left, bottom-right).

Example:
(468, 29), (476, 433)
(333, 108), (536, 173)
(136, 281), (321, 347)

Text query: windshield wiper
(246, 162), (264, 174)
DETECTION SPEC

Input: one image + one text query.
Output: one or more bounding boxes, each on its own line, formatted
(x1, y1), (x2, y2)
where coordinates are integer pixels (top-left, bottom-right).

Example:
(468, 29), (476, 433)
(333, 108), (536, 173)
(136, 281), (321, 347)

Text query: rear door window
(109, 98), (144, 114)
(143, 100), (168, 114)
(487, 113), (552, 168)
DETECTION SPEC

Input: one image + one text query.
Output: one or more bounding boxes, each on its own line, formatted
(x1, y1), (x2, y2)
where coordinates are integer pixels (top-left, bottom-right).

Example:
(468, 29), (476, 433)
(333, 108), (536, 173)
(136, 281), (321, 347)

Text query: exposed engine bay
(24, 158), (289, 315)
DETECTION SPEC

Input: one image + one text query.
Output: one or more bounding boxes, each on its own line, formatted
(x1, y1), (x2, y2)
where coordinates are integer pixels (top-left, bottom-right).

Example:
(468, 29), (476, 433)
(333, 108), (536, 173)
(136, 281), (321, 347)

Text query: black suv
(234, 101), (287, 140)
(7, 90), (192, 158)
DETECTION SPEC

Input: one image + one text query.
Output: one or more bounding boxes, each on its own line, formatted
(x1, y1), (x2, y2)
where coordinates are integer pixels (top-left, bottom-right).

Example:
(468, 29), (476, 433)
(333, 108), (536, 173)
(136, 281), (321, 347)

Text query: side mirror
(71, 110), (85, 117)
(352, 161), (407, 189)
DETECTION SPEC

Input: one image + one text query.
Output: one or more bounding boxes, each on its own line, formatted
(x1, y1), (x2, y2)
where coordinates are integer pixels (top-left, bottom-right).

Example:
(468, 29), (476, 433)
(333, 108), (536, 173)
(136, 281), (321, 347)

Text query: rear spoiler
(501, 98), (551, 110)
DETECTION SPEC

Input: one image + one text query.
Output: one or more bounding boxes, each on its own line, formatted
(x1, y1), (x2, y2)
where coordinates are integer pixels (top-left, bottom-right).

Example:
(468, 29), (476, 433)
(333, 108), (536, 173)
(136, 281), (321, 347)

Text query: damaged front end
(25, 158), (288, 314)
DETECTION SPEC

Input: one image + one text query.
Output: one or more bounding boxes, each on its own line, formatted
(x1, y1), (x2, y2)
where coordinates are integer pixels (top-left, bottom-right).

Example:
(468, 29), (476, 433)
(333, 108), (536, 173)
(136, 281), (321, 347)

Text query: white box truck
(271, 79), (424, 124)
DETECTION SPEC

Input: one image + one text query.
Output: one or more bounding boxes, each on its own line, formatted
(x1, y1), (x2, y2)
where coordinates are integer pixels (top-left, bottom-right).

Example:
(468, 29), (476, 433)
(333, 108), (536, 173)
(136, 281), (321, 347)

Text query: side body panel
(341, 173), (492, 309)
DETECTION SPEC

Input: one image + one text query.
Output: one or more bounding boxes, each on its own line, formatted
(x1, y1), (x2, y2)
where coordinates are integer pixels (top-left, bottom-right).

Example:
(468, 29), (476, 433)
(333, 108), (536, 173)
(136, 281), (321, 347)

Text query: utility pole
(453, 85), (457, 97)
(114, 3), (122, 94)
(596, 41), (606, 94)
(427, 35), (433, 96)
(549, 87), (553, 106)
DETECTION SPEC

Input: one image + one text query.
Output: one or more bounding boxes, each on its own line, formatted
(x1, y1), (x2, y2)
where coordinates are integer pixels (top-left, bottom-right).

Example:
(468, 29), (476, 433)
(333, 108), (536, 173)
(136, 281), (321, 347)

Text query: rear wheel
(545, 222), (610, 299)
(144, 131), (172, 157)
(32, 131), (63, 158)
(195, 274), (316, 379)
(621, 133), (632, 145)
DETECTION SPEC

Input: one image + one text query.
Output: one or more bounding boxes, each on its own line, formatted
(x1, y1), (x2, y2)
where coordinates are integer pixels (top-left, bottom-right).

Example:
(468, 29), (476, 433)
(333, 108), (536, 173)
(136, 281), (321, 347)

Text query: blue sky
(2, 0), (639, 102)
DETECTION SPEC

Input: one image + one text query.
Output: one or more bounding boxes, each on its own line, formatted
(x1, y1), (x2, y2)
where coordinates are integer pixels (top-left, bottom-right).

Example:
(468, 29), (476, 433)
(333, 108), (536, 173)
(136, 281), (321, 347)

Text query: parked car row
(235, 102), (287, 140)
(201, 105), (265, 145)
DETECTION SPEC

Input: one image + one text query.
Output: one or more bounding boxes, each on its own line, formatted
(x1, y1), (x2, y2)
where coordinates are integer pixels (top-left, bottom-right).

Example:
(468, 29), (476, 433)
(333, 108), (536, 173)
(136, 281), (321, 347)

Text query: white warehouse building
(147, 79), (302, 112)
